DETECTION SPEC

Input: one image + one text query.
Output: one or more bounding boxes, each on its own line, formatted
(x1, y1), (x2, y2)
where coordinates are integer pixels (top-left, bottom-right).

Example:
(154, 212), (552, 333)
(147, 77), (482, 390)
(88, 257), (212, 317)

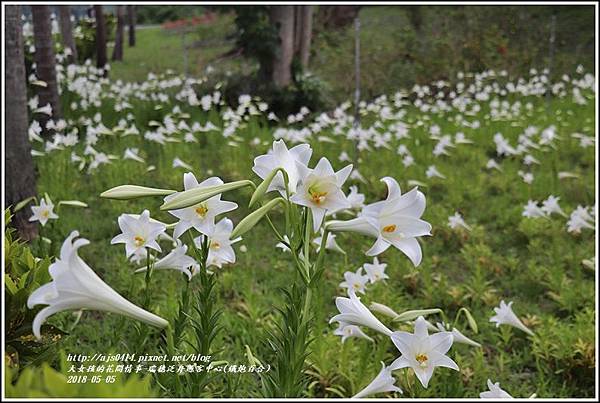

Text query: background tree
(94, 5), (108, 71)
(270, 6), (295, 88)
(31, 5), (62, 131)
(58, 5), (78, 64)
(297, 6), (313, 69)
(112, 5), (125, 61)
(127, 5), (136, 47)
(5, 5), (38, 240)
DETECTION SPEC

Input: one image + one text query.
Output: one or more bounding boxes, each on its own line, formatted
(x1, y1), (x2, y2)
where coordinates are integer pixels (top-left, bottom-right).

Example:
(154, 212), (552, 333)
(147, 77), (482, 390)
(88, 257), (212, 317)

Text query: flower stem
(143, 248), (153, 309)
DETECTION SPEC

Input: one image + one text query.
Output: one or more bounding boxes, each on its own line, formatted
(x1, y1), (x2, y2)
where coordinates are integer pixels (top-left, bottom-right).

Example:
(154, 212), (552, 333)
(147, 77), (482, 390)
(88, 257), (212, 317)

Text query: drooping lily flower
(330, 289), (393, 337)
(541, 195), (567, 217)
(111, 210), (166, 258)
(435, 322), (481, 347)
(448, 212), (472, 231)
(291, 157), (352, 231)
(389, 316), (459, 388)
(252, 139), (312, 196)
(135, 242), (197, 280)
(28, 231), (168, 340)
(352, 362), (402, 398)
(165, 173), (238, 239)
(333, 322), (374, 343)
(489, 300), (534, 336)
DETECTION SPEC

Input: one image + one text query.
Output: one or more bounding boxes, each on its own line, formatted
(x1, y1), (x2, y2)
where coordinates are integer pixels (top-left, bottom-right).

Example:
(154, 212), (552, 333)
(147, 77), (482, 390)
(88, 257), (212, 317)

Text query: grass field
(4, 12), (597, 399)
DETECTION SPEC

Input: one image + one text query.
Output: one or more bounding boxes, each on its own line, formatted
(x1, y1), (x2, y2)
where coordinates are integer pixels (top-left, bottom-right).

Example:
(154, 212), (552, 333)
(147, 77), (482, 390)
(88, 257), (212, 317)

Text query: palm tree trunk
(94, 5), (107, 71)
(112, 6), (125, 61)
(5, 5), (39, 241)
(270, 6), (295, 88)
(127, 5), (136, 47)
(31, 5), (62, 131)
(58, 5), (78, 64)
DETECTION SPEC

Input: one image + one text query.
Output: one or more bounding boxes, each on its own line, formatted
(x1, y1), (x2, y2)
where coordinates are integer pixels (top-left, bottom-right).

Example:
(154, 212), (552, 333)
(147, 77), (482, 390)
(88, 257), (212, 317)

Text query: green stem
(143, 248), (153, 309)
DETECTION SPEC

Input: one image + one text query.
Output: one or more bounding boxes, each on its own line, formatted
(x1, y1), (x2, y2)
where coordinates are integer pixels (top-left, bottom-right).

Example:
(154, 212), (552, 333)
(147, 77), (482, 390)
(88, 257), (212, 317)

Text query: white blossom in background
(339, 267), (369, 294)
(333, 322), (374, 344)
(448, 212), (472, 230)
(522, 200), (546, 218)
(541, 195), (567, 217)
(363, 257), (389, 284)
(426, 165), (446, 179)
(489, 300), (534, 336)
(352, 362), (402, 398)
(480, 379), (513, 399)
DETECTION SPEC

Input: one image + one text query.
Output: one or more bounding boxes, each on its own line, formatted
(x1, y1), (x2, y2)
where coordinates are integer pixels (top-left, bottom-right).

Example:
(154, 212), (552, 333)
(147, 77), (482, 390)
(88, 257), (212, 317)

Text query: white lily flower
(489, 300), (534, 336)
(28, 231), (168, 340)
(194, 218), (240, 269)
(363, 257), (389, 283)
(522, 200), (546, 219)
(486, 159), (503, 171)
(135, 242), (197, 280)
(541, 195), (567, 217)
(252, 139), (312, 196)
(123, 147), (145, 163)
(390, 316), (459, 388)
(347, 185), (366, 209)
(426, 165), (446, 179)
(339, 267), (370, 294)
(359, 177), (431, 266)
(480, 379), (513, 399)
(29, 197), (59, 226)
(111, 210), (166, 258)
(448, 212), (472, 230)
(172, 157), (193, 170)
(330, 289), (393, 336)
(333, 322), (374, 343)
(313, 231), (345, 254)
(353, 362), (402, 398)
(291, 157), (353, 232)
(35, 103), (53, 116)
(165, 173), (238, 238)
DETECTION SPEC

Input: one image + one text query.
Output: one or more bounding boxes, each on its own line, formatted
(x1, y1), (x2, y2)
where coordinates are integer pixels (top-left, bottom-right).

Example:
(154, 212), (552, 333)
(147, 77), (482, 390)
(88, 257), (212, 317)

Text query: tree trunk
(112, 6), (125, 61)
(298, 6), (313, 69)
(294, 6), (302, 55)
(5, 5), (39, 241)
(317, 6), (361, 30)
(94, 5), (107, 71)
(58, 5), (78, 64)
(270, 6), (295, 88)
(127, 5), (136, 47)
(31, 5), (62, 132)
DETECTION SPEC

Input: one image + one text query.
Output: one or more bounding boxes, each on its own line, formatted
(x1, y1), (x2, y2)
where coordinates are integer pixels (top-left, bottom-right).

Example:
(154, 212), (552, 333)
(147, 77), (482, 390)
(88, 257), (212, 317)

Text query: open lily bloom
(29, 197), (59, 226)
(28, 231), (168, 340)
(360, 177), (431, 265)
(252, 139), (312, 196)
(194, 218), (241, 269)
(165, 173), (238, 239)
(330, 289), (393, 337)
(339, 268), (370, 294)
(111, 209), (166, 258)
(480, 379), (513, 399)
(135, 241), (197, 280)
(363, 257), (389, 283)
(291, 157), (353, 232)
(390, 316), (458, 388)
(490, 300), (534, 336)
(353, 362), (402, 398)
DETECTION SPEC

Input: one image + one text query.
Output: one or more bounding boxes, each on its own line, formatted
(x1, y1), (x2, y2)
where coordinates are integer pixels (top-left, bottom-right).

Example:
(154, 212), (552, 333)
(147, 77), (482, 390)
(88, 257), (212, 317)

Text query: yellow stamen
(210, 241), (221, 250)
(134, 235), (145, 247)
(195, 205), (208, 218)
(416, 354), (428, 367)
(41, 210), (50, 218)
(308, 186), (327, 205)
(383, 224), (396, 233)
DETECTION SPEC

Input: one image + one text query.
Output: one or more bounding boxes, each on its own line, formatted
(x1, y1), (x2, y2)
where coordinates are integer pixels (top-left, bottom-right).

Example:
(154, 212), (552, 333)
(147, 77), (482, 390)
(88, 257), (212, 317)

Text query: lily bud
(100, 185), (177, 200)
(394, 308), (442, 322)
(160, 180), (253, 210)
(231, 198), (284, 239)
(249, 168), (288, 208)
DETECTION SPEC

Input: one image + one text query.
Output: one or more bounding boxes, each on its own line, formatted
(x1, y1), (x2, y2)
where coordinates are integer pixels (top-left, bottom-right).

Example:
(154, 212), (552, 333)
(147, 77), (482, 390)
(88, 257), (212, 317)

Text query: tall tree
(5, 5), (39, 240)
(31, 5), (62, 131)
(127, 5), (136, 47)
(94, 5), (107, 71)
(57, 5), (78, 64)
(112, 5), (125, 61)
(270, 6), (295, 88)
(298, 6), (314, 69)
